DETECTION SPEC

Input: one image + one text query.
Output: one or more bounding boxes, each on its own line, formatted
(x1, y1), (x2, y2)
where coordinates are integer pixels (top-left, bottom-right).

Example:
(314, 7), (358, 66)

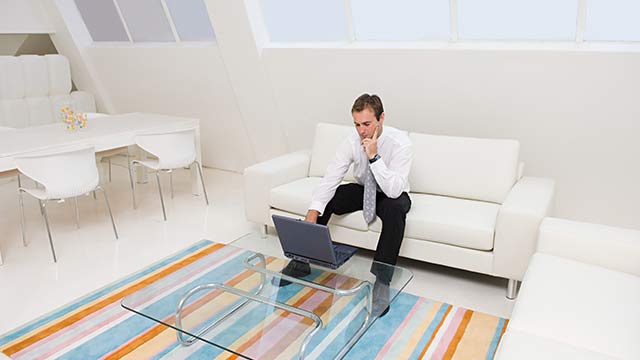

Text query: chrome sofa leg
(261, 224), (268, 235)
(507, 279), (519, 300)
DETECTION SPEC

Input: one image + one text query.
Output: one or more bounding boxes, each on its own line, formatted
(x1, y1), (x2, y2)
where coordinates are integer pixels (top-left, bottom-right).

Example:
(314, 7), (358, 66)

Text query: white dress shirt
(309, 125), (413, 215)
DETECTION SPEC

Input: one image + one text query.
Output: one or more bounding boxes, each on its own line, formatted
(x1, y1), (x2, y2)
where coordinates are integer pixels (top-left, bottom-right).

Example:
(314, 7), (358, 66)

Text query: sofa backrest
(409, 133), (519, 203)
(309, 123), (356, 181)
(0, 55), (96, 128)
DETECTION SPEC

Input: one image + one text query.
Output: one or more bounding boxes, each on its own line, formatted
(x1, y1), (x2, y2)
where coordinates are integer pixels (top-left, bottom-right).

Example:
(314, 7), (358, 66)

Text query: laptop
(272, 214), (358, 270)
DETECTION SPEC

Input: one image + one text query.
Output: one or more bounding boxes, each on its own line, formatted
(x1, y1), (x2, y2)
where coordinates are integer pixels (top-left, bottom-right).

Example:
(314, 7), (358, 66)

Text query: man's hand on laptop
(305, 210), (319, 223)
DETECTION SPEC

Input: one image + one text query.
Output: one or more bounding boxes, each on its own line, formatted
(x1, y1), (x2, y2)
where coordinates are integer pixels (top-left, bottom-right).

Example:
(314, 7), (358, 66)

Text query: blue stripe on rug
(486, 318), (507, 360)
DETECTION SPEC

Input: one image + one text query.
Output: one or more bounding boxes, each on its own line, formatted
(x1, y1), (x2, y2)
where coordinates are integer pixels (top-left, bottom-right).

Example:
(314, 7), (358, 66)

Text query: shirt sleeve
(370, 143), (413, 199)
(309, 139), (353, 215)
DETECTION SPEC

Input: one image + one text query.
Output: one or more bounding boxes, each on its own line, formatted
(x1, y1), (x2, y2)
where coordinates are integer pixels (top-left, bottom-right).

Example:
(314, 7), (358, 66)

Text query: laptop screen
(272, 215), (337, 264)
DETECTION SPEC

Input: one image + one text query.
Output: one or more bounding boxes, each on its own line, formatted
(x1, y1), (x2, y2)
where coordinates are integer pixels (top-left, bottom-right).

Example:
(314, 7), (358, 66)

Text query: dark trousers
(318, 183), (411, 282)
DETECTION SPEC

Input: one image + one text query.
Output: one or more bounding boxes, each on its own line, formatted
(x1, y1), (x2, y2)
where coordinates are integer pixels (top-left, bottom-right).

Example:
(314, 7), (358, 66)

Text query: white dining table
(0, 112), (202, 265)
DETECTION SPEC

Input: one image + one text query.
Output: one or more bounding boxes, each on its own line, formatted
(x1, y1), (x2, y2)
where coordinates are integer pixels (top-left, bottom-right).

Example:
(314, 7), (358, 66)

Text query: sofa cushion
(45, 54), (72, 96)
(496, 329), (616, 360)
(21, 55), (49, 97)
(270, 177), (371, 231)
(370, 193), (499, 251)
(509, 253), (640, 360)
(408, 132), (519, 204)
(0, 57), (24, 99)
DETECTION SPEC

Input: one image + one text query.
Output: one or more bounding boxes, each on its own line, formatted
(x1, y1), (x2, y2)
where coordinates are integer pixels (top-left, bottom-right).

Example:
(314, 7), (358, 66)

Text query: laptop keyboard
(332, 245), (350, 261)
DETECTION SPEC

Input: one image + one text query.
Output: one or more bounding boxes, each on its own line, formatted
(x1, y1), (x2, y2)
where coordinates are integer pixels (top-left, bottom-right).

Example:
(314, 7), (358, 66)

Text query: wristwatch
(369, 154), (381, 164)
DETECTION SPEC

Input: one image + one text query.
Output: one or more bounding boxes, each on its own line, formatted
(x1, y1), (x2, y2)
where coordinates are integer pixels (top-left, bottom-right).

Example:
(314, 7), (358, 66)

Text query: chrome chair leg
(73, 197), (80, 229)
(169, 170), (174, 199)
(194, 161), (209, 206)
(17, 175), (28, 247)
(39, 200), (57, 263)
(127, 150), (137, 209)
(96, 186), (118, 239)
(92, 191), (96, 200)
(155, 171), (167, 221)
(108, 158), (112, 182)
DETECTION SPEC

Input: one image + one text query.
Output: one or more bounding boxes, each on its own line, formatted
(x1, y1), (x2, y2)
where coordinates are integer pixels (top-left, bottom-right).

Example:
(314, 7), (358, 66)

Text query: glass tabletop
(121, 232), (413, 360)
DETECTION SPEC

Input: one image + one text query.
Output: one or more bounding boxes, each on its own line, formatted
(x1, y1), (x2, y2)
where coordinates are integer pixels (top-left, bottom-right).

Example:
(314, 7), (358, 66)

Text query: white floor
(0, 163), (515, 335)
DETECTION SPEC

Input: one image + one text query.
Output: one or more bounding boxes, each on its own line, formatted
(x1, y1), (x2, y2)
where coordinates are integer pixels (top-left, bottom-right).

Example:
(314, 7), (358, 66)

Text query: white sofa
(0, 54), (96, 128)
(244, 123), (555, 294)
(495, 218), (640, 359)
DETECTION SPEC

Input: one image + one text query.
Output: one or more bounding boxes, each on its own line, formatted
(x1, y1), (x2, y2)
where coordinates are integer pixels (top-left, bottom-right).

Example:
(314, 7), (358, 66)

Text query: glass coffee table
(121, 232), (413, 359)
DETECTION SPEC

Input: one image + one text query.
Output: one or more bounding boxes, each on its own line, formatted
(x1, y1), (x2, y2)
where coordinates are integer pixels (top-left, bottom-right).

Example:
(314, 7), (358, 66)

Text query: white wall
(206, 0), (288, 163)
(263, 47), (640, 230)
(85, 45), (254, 171)
(0, 0), (52, 34)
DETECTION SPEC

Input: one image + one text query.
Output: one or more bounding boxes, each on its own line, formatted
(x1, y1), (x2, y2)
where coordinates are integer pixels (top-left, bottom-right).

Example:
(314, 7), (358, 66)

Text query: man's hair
(351, 94), (384, 120)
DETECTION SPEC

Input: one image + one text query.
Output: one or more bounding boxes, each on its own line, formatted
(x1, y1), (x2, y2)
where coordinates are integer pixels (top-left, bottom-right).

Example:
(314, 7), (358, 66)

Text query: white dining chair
(128, 128), (209, 221)
(15, 146), (118, 262)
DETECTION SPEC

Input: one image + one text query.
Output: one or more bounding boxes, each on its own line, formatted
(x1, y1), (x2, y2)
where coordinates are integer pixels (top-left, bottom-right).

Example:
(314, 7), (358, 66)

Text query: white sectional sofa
(495, 218), (640, 359)
(0, 54), (96, 128)
(244, 123), (555, 295)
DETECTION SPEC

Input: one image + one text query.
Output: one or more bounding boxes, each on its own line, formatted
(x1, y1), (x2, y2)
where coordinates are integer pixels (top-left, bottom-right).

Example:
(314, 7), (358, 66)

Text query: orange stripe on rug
(3, 242), (225, 356)
(442, 309), (473, 360)
(418, 304), (452, 359)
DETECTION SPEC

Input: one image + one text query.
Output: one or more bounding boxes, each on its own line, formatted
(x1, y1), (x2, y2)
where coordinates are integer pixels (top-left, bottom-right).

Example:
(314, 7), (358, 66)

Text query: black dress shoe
(272, 260), (311, 287)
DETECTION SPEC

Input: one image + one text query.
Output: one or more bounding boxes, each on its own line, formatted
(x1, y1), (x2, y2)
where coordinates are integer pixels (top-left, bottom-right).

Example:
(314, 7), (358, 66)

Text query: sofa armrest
(493, 177), (555, 280)
(243, 150), (311, 225)
(537, 217), (640, 277)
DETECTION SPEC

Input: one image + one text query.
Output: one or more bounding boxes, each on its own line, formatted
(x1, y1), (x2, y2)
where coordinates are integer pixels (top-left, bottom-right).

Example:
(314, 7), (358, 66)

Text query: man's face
(353, 108), (382, 140)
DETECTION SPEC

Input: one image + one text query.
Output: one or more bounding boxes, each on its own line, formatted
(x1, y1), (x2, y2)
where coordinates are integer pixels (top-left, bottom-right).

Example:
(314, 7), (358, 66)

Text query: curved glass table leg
(175, 256), (267, 347)
(243, 253), (373, 360)
(175, 282), (323, 360)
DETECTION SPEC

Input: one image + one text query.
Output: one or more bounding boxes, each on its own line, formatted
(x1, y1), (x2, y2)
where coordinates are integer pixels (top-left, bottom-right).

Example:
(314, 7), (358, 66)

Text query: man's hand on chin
(305, 210), (319, 223)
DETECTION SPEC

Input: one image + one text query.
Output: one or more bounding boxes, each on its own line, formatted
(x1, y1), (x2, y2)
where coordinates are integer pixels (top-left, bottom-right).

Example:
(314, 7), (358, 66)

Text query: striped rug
(0, 240), (508, 360)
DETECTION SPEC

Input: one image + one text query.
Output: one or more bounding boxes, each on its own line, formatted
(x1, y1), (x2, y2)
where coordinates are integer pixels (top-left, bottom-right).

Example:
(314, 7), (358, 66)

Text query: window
(457, 0), (578, 41)
(165, 0), (216, 41)
(261, 0), (349, 42)
(351, 0), (450, 41)
(74, 0), (216, 43)
(115, 0), (174, 42)
(584, 0), (640, 41)
(74, 0), (129, 41)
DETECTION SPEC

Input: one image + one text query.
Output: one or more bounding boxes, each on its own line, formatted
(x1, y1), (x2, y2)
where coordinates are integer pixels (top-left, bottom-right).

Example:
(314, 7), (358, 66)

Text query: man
(278, 94), (413, 316)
